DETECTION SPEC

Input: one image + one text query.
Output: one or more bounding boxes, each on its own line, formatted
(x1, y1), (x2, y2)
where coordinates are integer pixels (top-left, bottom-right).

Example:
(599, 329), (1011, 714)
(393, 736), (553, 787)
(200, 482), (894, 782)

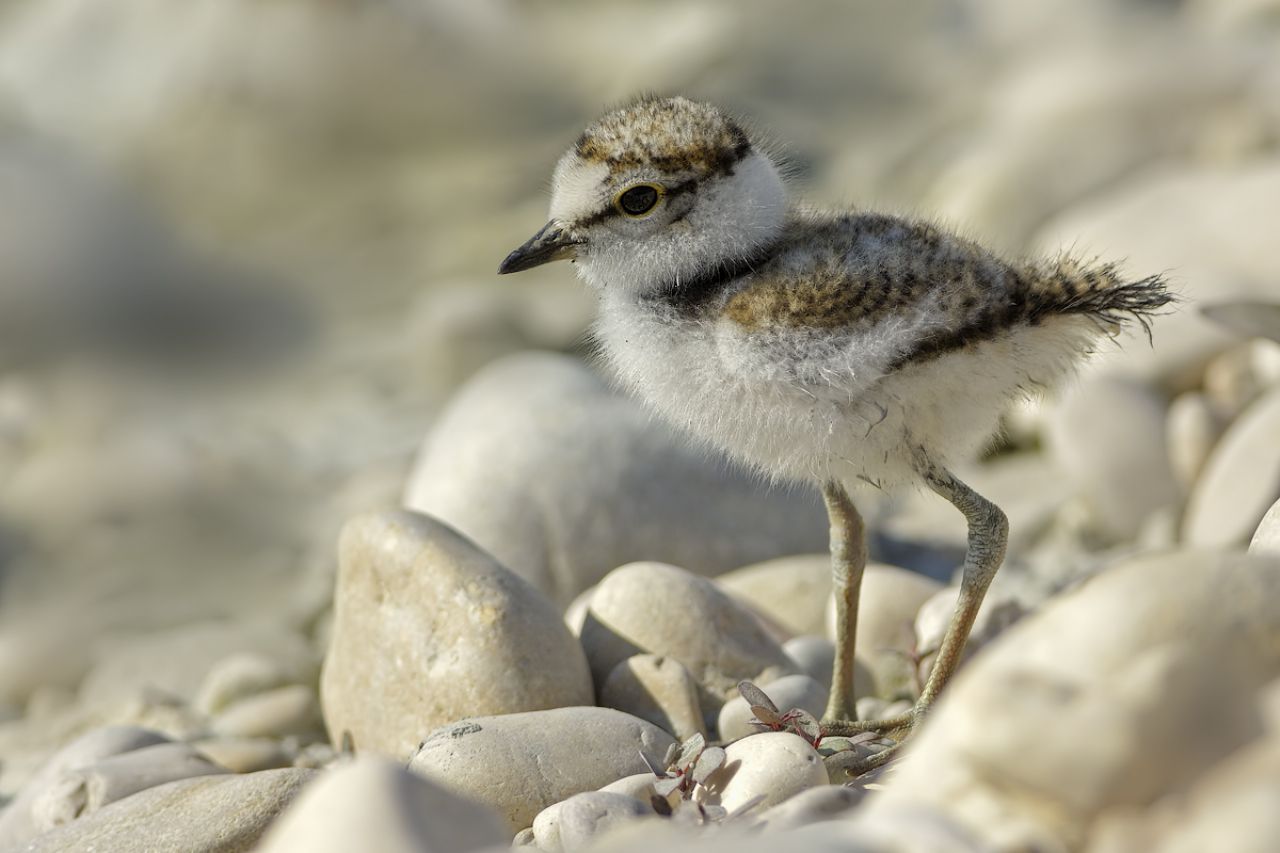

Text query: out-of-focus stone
(23, 768), (314, 853)
(1166, 391), (1225, 491)
(533, 791), (652, 853)
(781, 635), (838, 692)
(754, 784), (863, 831)
(1183, 387), (1280, 547)
(408, 707), (676, 834)
(717, 555), (832, 637)
(192, 737), (295, 774)
(0, 726), (171, 847)
(30, 742), (228, 833)
(256, 756), (506, 853)
(320, 510), (593, 759)
(868, 551), (1280, 851)
(194, 653), (291, 717)
(600, 655), (706, 740)
(403, 353), (825, 606)
(913, 586), (1026, 683)
(1045, 374), (1177, 540)
(580, 562), (797, 717)
(211, 684), (325, 741)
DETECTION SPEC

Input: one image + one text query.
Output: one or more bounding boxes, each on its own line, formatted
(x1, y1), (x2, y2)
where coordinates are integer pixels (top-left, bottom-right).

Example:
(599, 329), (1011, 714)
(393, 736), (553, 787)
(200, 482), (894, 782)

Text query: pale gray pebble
(512, 827), (537, 847)
(781, 635), (836, 691)
(408, 707), (676, 834)
(255, 756), (505, 853)
(0, 725), (171, 847)
(321, 510), (593, 759)
(194, 652), (291, 716)
(402, 353), (825, 607)
(30, 741), (229, 834)
(211, 684), (325, 740)
(1248, 497), (1280, 556)
(581, 561), (797, 720)
(192, 736), (295, 774)
(754, 784), (864, 831)
(563, 585), (596, 637)
(716, 731), (829, 813)
(600, 654), (706, 740)
(533, 791), (652, 853)
(22, 768), (314, 853)
(717, 674), (828, 742)
(1182, 386), (1280, 547)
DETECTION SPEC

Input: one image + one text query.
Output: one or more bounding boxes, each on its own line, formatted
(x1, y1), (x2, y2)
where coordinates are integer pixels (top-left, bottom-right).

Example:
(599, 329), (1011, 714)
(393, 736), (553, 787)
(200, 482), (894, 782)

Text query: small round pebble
(716, 731), (829, 813)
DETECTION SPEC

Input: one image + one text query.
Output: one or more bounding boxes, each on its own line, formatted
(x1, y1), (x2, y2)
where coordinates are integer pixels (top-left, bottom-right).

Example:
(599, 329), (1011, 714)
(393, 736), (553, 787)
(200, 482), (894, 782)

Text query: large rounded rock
(23, 768), (314, 853)
(403, 353), (826, 606)
(320, 510), (593, 759)
(580, 562), (797, 714)
(256, 757), (506, 853)
(1045, 374), (1177, 540)
(407, 707), (676, 833)
(1183, 387), (1280, 547)
(867, 551), (1280, 851)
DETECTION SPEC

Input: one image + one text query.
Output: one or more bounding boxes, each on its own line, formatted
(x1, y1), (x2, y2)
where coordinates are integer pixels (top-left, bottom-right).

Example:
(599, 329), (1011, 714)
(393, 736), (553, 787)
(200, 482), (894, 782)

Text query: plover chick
(499, 96), (1172, 771)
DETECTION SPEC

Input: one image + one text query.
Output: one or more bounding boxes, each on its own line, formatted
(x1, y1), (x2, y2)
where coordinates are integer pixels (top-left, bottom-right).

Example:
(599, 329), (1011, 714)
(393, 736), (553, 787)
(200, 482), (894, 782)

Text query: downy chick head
(499, 96), (787, 297)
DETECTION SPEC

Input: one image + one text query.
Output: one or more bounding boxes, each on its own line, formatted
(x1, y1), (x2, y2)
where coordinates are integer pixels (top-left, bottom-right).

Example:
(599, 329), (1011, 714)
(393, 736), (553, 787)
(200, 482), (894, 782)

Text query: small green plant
(640, 733), (763, 823)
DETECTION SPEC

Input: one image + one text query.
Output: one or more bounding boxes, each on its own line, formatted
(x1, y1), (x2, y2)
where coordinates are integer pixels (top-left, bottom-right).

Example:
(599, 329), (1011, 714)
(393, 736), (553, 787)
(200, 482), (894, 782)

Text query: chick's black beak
(498, 221), (580, 275)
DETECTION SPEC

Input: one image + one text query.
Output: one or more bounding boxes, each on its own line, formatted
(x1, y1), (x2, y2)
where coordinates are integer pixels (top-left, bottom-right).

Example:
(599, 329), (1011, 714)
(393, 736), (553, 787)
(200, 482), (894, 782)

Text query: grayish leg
(819, 480), (866, 723)
(912, 464), (1008, 711)
(822, 463), (1008, 775)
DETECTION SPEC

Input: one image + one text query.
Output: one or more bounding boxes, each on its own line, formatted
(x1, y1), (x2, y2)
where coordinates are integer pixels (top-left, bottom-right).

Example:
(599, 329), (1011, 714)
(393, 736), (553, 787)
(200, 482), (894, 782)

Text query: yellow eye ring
(614, 183), (665, 218)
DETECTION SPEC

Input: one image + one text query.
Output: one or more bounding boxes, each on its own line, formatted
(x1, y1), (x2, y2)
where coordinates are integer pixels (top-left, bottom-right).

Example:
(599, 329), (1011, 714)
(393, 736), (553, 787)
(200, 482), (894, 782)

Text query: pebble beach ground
(2, 1), (1280, 851)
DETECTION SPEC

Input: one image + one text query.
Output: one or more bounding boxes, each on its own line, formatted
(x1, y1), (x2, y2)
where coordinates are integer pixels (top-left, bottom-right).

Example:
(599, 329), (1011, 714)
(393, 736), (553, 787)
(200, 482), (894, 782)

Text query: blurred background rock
(1, 0), (1279, 800)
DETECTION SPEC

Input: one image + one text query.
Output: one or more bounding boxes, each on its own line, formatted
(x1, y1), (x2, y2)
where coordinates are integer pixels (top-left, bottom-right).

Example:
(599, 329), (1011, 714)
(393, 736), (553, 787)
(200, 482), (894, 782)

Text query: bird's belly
(595, 304), (912, 485)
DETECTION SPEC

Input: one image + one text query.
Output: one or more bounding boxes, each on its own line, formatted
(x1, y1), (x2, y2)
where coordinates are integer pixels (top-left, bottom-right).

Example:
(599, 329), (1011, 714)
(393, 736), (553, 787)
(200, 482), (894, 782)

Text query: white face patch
(549, 154), (610, 225)
(561, 150), (788, 298)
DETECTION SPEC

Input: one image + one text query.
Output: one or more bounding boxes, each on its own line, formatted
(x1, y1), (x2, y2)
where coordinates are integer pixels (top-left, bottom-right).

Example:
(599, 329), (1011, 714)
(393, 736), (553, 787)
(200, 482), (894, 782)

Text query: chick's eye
(616, 184), (662, 217)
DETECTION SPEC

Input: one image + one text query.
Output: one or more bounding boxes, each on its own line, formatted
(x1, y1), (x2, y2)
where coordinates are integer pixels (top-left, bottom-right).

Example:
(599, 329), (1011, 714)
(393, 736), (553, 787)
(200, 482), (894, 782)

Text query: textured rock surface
(403, 353), (826, 605)
(23, 768), (315, 853)
(320, 510), (593, 759)
(256, 757), (506, 853)
(408, 707), (675, 833)
(580, 562), (797, 715)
